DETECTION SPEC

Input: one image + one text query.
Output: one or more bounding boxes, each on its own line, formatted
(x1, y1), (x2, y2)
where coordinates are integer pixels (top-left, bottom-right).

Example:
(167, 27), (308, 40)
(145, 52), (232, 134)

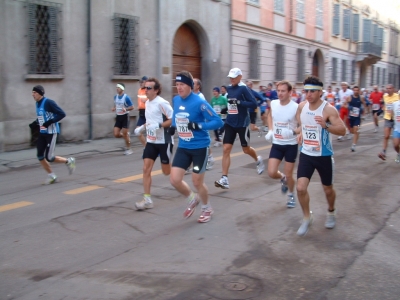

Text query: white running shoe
(213, 141), (222, 147)
(374, 127), (378, 133)
(325, 211), (336, 229)
(66, 157), (76, 175)
(206, 155), (215, 170)
(395, 154), (400, 163)
(256, 156), (264, 175)
(124, 149), (133, 155)
(43, 174), (57, 185)
(297, 214), (313, 236)
(337, 136), (343, 141)
(215, 176), (229, 189)
(263, 127), (269, 132)
(351, 144), (356, 152)
(135, 196), (154, 211)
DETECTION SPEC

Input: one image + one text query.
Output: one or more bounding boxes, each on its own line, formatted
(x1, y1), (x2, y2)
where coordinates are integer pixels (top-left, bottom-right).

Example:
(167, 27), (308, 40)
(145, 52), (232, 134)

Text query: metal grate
(248, 39), (260, 79)
(275, 44), (285, 81)
(28, 1), (62, 74)
(114, 14), (139, 75)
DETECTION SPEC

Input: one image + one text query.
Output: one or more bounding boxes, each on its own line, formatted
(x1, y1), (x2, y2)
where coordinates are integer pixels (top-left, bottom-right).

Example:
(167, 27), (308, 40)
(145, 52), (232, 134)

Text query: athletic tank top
(114, 94), (129, 115)
(36, 98), (59, 134)
(300, 101), (333, 156)
(271, 100), (298, 145)
(393, 101), (400, 132)
(348, 96), (362, 118)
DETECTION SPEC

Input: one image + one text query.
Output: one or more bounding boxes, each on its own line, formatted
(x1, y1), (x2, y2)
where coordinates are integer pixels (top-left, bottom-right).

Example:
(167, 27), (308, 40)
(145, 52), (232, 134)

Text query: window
(274, 0), (284, 14)
(332, 58), (338, 81)
(247, 0), (260, 4)
(28, 2), (62, 74)
(248, 39), (260, 79)
(351, 60), (356, 84)
(388, 73), (392, 84)
(377, 67), (380, 86)
(114, 14), (139, 75)
(352, 14), (359, 42)
(341, 60), (347, 81)
(363, 19), (371, 43)
(373, 24), (379, 45)
(343, 9), (351, 39)
(297, 49), (305, 82)
(316, 0), (323, 27)
(382, 68), (386, 85)
(333, 4), (340, 36)
(275, 44), (285, 80)
(370, 65), (374, 85)
(296, 0), (305, 21)
(378, 27), (383, 48)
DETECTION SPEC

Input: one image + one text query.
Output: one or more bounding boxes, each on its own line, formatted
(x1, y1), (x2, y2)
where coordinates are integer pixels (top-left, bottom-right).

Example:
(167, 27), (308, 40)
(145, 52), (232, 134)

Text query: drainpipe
(156, 0), (161, 79)
(289, 0), (293, 34)
(87, 0), (93, 140)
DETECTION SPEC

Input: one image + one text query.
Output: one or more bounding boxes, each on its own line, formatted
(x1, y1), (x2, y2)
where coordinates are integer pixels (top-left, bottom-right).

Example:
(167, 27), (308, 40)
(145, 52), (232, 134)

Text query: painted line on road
(63, 185), (103, 195)
(0, 201), (34, 213)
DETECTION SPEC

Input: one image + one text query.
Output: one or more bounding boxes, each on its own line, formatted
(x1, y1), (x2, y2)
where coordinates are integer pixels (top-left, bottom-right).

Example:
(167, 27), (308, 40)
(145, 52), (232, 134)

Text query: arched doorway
(311, 49), (325, 82)
(172, 24), (201, 96)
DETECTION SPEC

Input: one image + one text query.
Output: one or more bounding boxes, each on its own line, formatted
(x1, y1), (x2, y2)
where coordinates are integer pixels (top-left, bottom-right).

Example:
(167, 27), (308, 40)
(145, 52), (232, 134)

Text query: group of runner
(30, 68), (400, 235)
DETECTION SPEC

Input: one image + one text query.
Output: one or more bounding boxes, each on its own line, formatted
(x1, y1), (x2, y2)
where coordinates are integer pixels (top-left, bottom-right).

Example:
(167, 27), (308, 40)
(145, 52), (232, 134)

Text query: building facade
(0, 0), (231, 151)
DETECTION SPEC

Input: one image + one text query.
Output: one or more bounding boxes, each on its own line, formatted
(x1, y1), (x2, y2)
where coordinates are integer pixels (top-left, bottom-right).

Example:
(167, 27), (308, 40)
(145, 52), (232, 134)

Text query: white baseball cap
(227, 68), (242, 78)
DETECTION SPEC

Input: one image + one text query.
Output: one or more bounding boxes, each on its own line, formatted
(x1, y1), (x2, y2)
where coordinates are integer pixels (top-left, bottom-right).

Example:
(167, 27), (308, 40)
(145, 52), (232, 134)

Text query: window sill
(246, 1), (260, 8)
(332, 34), (340, 38)
(315, 25), (323, 30)
(296, 18), (306, 24)
(273, 11), (285, 17)
(111, 75), (141, 81)
(25, 74), (64, 80)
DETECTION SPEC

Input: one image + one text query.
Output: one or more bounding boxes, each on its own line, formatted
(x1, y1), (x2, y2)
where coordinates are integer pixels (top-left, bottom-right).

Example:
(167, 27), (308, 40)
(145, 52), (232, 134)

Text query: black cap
(32, 85), (45, 96)
(141, 76), (148, 81)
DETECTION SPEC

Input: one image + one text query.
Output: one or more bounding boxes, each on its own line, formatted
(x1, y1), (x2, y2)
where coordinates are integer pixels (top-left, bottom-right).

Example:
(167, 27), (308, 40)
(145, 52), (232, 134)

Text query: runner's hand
(228, 99), (241, 105)
(265, 130), (273, 142)
(147, 123), (161, 131)
(167, 126), (176, 135)
(281, 128), (294, 139)
(188, 122), (202, 130)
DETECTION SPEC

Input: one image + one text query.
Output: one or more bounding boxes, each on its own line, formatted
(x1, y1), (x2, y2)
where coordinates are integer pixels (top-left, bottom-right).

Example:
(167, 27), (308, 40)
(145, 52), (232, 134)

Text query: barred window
(316, 0), (323, 27)
(28, 2), (62, 74)
(275, 44), (285, 80)
(248, 39), (260, 79)
(114, 14), (139, 75)
(274, 0), (284, 14)
(341, 60), (347, 82)
(296, 0), (305, 22)
(297, 49), (305, 82)
(351, 60), (356, 84)
(332, 58), (338, 82)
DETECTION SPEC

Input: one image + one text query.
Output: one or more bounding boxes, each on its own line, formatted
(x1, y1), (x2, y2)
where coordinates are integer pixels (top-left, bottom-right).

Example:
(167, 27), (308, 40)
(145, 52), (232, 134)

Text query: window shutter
(378, 27), (383, 49)
(343, 9), (350, 39)
(48, 6), (59, 74)
(275, 44), (285, 80)
(128, 18), (139, 76)
(332, 58), (337, 81)
(249, 39), (260, 79)
(363, 19), (371, 42)
(352, 14), (359, 42)
(28, 4), (38, 74)
(333, 4), (340, 35)
(373, 24), (379, 45)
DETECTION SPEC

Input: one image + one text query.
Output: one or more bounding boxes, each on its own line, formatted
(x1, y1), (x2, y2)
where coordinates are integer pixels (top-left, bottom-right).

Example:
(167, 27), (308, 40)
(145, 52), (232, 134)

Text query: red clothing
(369, 91), (383, 105)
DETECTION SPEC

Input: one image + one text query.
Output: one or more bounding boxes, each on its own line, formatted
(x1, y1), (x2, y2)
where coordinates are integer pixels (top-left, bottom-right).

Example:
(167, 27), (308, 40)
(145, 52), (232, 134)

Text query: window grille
(352, 14), (359, 42)
(248, 39), (260, 79)
(316, 0), (323, 27)
(341, 60), (347, 82)
(332, 58), (338, 81)
(275, 44), (285, 80)
(297, 49), (305, 82)
(343, 9), (351, 39)
(274, 0), (284, 14)
(28, 1), (62, 74)
(114, 14), (139, 75)
(333, 4), (340, 35)
(296, 0), (305, 22)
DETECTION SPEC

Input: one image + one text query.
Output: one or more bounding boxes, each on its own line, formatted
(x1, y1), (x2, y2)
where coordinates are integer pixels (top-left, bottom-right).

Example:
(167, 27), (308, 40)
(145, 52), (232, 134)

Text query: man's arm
(316, 105), (346, 136)
(45, 99), (66, 123)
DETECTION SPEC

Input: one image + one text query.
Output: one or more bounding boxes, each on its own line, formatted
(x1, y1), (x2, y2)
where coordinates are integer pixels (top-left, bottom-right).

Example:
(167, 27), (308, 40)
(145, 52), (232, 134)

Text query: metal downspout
(157, 0), (161, 79)
(87, 0), (93, 140)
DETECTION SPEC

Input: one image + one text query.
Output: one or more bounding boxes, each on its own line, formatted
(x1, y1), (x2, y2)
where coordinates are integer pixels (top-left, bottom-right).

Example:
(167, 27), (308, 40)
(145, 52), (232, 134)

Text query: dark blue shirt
(226, 85), (257, 127)
(36, 97), (66, 124)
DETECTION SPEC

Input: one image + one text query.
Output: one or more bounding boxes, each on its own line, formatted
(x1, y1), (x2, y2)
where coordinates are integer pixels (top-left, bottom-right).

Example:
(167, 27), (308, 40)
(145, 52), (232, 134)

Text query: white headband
(116, 84), (125, 91)
(304, 84), (323, 90)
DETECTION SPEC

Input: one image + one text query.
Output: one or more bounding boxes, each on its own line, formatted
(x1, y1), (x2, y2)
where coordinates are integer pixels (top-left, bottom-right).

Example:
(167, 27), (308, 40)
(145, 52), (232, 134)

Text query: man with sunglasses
(134, 78), (174, 210)
(295, 76), (346, 236)
(169, 71), (223, 223)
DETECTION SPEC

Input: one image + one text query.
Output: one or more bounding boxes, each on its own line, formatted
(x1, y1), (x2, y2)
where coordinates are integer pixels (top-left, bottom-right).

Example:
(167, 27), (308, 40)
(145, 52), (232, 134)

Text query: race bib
(395, 109), (400, 122)
(213, 105), (221, 114)
(386, 104), (394, 111)
(146, 129), (157, 142)
(302, 124), (320, 153)
(38, 115), (46, 130)
(273, 122), (289, 139)
(116, 104), (125, 115)
(175, 112), (193, 141)
(372, 104), (380, 110)
(228, 99), (238, 114)
(350, 107), (360, 117)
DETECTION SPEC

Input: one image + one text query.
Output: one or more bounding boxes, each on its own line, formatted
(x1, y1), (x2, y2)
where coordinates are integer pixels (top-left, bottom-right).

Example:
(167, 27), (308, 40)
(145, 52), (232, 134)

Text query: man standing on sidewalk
(30, 85), (75, 184)
(112, 83), (134, 155)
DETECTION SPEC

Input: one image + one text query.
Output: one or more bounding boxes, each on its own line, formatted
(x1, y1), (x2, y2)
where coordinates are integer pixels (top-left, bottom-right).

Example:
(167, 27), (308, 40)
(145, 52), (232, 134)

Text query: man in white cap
(214, 68), (264, 190)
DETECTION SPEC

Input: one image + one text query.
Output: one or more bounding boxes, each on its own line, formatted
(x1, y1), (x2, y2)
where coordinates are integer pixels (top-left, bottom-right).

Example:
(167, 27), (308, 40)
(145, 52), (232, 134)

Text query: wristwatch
(325, 122), (331, 129)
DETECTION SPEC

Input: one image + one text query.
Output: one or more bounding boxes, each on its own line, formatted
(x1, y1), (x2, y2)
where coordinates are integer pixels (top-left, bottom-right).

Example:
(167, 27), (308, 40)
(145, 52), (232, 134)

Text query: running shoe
(280, 174), (288, 193)
(263, 127), (269, 132)
(256, 156), (265, 175)
(185, 168), (192, 175)
(206, 155), (215, 170)
(183, 193), (200, 219)
(337, 136), (343, 141)
(198, 207), (214, 223)
(214, 176), (229, 189)
(297, 214), (313, 236)
(378, 152), (386, 161)
(66, 157), (76, 175)
(124, 149), (133, 155)
(213, 141), (222, 147)
(351, 145), (355, 152)
(135, 196), (154, 211)
(396, 154), (400, 163)
(346, 133), (351, 140)
(374, 127), (378, 133)
(43, 174), (57, 185)
(134, 125), (146, 136)
(286, 194), (296, 208)
(325, 211), (336, 229)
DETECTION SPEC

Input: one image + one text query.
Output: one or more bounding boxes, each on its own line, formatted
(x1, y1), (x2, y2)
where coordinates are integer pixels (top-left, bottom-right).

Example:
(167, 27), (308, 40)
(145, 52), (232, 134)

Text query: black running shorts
(172, 147), (208, 174)
(297, 152), (334, 186)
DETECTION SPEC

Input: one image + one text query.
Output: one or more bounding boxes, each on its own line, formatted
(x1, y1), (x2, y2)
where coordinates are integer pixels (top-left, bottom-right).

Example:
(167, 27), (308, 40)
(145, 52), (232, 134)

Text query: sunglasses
(144, 86), (154, 90)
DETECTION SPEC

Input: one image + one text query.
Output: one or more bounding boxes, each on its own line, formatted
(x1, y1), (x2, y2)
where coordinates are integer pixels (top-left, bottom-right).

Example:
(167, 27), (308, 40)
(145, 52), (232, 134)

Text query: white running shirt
(393, 101), (400, 133)
(338, 89), (353, 106)
(145, 96), (174, 144)
(270, 100), (298, 145)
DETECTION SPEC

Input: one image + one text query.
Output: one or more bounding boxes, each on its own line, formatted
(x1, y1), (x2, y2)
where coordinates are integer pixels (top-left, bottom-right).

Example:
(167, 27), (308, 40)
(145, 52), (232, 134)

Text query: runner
(369, 85), (384, 132)
(30, 85), (76, 184)
(112, 83), (134, 155)
(347, 86), (366, 152)
(295, 76), (346, 236)
(337, 82), (353, 141)
(214, 68), (264, 190)
(322, 86), (336, 106)
(135, 76), (148, 147)
(169, 71), (223, 223)
(392, 99), (400, 163)
(210, 86), (227, 147)
(134, 77), (174, 210)
(378, 84), (400, 160)
(246, 80), (263, 132)
(265, 80), (299, 208)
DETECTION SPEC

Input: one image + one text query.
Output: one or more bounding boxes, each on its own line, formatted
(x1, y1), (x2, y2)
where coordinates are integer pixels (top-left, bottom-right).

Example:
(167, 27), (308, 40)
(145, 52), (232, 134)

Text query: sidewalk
(0, 137), (143, 173)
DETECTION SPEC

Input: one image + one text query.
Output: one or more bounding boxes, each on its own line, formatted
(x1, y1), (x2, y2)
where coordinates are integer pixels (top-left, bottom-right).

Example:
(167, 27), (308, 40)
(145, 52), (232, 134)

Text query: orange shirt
(137, 88), (148, 110)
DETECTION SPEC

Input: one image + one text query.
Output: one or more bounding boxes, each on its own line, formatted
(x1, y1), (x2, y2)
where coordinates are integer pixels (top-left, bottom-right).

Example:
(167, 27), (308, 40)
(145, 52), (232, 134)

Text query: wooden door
(172, 24), (201, 96)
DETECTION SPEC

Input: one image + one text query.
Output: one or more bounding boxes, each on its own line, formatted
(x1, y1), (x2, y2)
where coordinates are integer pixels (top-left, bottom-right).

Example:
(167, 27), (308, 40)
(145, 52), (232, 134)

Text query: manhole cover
(224, 282), (247, 291)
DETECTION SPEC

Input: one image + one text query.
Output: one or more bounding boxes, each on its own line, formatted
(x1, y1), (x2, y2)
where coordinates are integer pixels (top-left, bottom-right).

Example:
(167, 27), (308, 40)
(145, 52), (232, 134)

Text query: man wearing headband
(112, 82), (134, 155)
(168, 70), (223, 223)
(214, 68), (263, 190)
(30, 85), (76, 184)
(135, 76), (149, 147)
(295, 76), (346, 236)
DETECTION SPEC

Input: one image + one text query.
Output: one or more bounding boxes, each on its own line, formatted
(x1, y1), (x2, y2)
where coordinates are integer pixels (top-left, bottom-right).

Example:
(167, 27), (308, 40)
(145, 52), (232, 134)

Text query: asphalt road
(1, 119), (399, 300)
